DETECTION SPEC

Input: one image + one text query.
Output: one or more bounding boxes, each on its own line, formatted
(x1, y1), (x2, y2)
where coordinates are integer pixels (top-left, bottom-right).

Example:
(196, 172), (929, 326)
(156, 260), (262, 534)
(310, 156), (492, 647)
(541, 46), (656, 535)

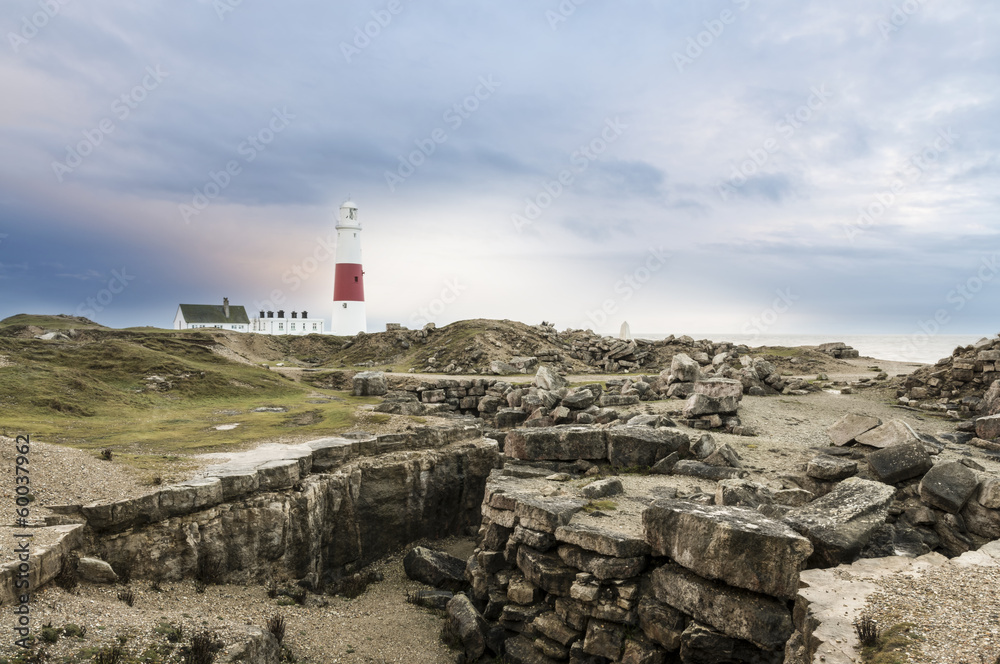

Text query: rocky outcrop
(817, 342), (860, 359)
(85, 431), (501, 590)
(900, 335), (1000, 418)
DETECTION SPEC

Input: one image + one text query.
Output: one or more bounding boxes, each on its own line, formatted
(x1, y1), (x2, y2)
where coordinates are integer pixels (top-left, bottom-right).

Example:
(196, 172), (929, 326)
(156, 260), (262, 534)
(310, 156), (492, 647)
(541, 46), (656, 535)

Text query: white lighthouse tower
(331, 200), (367, 335)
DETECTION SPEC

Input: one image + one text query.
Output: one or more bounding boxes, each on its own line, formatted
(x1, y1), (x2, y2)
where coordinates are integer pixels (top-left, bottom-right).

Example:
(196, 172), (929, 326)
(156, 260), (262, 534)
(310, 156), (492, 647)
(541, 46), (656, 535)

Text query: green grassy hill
(0, 329), (378, 478)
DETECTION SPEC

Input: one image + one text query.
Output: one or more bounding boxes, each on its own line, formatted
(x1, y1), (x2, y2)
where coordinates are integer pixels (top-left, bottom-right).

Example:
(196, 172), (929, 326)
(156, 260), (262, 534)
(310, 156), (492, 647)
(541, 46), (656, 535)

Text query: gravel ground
(864, 564), (1000, 663)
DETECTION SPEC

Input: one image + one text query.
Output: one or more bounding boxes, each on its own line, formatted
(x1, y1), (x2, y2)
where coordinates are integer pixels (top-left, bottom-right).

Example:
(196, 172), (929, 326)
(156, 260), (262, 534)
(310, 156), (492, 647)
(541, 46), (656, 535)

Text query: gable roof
(177, 304), (250, 325)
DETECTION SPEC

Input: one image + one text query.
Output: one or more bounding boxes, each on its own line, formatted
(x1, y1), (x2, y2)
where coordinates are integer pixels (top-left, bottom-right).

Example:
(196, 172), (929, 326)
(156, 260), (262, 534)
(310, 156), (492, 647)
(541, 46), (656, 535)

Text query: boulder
(683, 393), (739, 417)
(562, 389), (596, 410)
(976, 414), (1000, 440)
(446, 593), (488, 661)
(692, 378), (743, 400)
(961, 500), (1000, 539)
(980, 478), (1000, 509)
(827, 413), (882, 446)
(670, 353), (701, 383)
(76, 556), (118, 584)
(671, 460), (747, 481)
(643, 499), (811, 599)
(517, 547), (577, 596)
(580, 478), (623, 499)
(403, 546), (468, 592)
(703, 443), (743, 469)
(691, 434), (716, 459)
(504, 427), (607, 461)
(496, 408), (529, 428)
(606, 427), (689, 468)
(855, 420), (919, 449)
(867, 442), (933, 484)
(351, 371), (388, 396)
(557, 545), (646, 581)
(535, 366), (569, 391)
(783, 478), (895, 567)
(918, 461), (979, 513)
(408, 589), (454, 610)
(806, 455), (858, 481)
(583, 620), (625, 660)
(715, 479), (773, 508)
(651, 563), (793, 651)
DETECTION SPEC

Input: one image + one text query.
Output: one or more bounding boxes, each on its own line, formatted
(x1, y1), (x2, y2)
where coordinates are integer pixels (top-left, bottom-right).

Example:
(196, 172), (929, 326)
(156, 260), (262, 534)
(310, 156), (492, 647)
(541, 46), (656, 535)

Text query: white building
(174, 298), (250, 332)
(251, 309), (326, 336)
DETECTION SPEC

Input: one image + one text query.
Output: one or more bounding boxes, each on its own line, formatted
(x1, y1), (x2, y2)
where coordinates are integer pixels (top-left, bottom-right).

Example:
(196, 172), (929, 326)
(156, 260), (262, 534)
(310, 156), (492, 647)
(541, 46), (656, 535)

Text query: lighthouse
(331, 200), (367, 335)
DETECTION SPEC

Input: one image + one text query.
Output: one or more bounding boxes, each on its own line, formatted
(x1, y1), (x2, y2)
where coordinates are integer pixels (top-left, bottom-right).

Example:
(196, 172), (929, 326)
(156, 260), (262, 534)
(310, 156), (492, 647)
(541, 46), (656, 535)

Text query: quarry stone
(643, 499), (811, 600)
(827, 413), (882, 446)
(918, 461), (979, 513)
(867, 442), (933, 484)
(855, 420), (919, 449)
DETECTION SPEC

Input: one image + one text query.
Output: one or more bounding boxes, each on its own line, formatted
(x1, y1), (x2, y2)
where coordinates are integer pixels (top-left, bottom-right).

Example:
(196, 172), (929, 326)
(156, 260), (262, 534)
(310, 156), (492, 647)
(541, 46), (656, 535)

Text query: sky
(1, 0), (998, 341)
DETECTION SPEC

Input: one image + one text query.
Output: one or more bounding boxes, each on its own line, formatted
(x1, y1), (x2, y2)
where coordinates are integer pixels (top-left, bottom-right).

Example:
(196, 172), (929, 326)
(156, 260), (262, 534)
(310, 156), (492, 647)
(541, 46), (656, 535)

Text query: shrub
(39, 625), (59, 644)
(93, 645), (125, 664)
(181, 631), (221, 664)
(266, 614), (286, 645)
(116, 589), (135, 607)
(854, 615), (879, 647)
(54, 554), (79, 592)
(155, 622), (183, 644)
(62, 624), (86, 639)
(100, 448), (113, 461)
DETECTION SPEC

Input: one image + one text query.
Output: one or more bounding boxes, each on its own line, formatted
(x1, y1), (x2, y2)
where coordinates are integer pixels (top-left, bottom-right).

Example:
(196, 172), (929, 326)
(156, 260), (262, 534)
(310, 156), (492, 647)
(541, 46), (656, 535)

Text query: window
(290, 323), (296, 331)
(278, 323), (283, 331)
(312, 323), (317, 330)
(354, 276), (358, 282)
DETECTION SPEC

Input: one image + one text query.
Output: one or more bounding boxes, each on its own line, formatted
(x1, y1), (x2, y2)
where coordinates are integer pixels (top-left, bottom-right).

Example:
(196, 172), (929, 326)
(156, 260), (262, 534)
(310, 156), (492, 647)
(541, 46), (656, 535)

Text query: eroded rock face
(783, 478), (895, 567)
(643, 500), (811, 600)
(93, 441), (501, 588)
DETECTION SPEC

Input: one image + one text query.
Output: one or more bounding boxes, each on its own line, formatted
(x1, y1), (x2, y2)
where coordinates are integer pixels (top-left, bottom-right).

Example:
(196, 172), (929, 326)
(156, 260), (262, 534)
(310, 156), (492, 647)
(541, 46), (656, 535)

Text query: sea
(632, 333), (989, 366)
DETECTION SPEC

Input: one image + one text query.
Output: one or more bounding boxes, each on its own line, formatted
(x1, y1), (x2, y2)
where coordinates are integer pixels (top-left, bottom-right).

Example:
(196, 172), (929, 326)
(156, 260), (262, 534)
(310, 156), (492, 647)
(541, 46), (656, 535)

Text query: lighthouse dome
(341, 200), (357, 209)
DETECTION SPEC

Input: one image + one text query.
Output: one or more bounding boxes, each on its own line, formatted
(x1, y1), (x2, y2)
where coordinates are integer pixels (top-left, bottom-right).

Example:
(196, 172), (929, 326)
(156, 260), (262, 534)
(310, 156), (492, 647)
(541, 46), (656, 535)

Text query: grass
(0, 333), (382, 475)
(583, 500), (618, 512)
(859, 623), (921, 664)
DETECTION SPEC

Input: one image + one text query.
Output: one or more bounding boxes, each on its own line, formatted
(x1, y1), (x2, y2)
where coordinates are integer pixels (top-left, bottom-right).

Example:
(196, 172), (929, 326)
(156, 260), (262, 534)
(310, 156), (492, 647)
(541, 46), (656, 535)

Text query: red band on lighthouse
(333, 263), (364, 301)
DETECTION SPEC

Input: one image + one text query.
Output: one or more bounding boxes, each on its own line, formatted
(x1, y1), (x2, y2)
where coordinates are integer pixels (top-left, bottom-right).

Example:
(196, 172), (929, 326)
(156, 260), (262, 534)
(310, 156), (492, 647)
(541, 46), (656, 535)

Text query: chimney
(223, 297), (230, 318)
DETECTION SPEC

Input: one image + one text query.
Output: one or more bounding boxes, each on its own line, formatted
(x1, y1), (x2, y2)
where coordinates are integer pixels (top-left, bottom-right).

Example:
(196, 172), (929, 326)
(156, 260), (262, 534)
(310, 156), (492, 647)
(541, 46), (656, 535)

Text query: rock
(980, 478), (1000, 509)
(867, 442), (933, 484)
(76, 556), (118, 583)
(532, 611), (581, 647)
(507, 576), (542, 605)
(643, 499), (811, 599)
(403, 547), (468, 592)
(783, 478), (896, 567)
(514, 495), (588, 533)
(637, 598), (684, 651)
(976, 414), (1000, 440)
(691, 434), (716, 459)
(583, 620), (625, 660)
(715, 479), (773, 508)
(407, 589), (454, 610)
(446, 593), (488, 661)
(671, 353), (701, 383)
(490, 360), (517, 374)
(599, 394), (640, 407)
(558, 545), (646, 580)
(496, 409), (529, 428)
(517, 547), (577, 596)
(919, 461), (979, 513)
(620, 635), (666, 664)
(562, 389), (596, 410)
(606, 427), (689, 468)
(505, 634), (559, 664)
(827, 413), (882, 446)
(683, 394), (739, 417)
(678, 621), (768, 664)
(651, 563), (793, 650)
(855, 420), (919, 449)
(671, 460), (747, 481)
(806, 455), (858, 481)
(505, 427), (607, 461)
(703, 443), (743, 469)
(580, 478), (623, 499)
(773, 488), (813, 507)
(693, 378), (743, 399)
(667, 382), (696, 399)
(511, 525), (556, 552)
(555, 523), (651, 558)
(961, 499), (1000, 539)
(351, 371), (388, 396)
(934, 513), (972, 557)
(535, 366), (569, 391)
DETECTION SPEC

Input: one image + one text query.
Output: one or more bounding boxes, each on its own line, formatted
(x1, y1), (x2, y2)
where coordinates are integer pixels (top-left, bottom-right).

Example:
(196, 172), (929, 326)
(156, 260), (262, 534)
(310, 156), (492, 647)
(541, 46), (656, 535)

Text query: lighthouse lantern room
(331, 200), (367, 335)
